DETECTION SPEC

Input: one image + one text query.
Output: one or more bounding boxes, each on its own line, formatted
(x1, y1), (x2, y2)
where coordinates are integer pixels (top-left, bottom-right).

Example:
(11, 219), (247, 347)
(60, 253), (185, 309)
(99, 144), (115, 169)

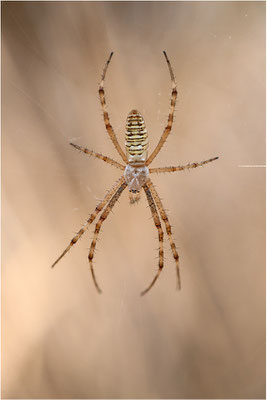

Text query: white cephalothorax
(124, 164), (149, 193)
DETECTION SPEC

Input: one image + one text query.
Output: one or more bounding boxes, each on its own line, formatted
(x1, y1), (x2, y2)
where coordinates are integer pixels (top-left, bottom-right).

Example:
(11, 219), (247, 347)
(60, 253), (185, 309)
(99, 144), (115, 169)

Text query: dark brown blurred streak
(2, 1), (265, 399)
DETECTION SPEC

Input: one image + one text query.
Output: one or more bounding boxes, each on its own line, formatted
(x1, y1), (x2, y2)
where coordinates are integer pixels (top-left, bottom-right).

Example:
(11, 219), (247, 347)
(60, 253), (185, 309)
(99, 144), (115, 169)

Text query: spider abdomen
(125, 110), (148, 163)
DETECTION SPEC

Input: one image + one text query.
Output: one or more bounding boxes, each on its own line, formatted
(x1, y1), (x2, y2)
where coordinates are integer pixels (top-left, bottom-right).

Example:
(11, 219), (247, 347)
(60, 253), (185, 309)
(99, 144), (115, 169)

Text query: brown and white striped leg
(70, 143), (125, 170)
(147, 179), (181, 290)
(99, 52), (128, 163)
(141, 184), (164, 296)
(88, 181), (127, 293)
(149, 156), (219, 174)
(51, 175), (125, 268)
(146, 51), (177, 166)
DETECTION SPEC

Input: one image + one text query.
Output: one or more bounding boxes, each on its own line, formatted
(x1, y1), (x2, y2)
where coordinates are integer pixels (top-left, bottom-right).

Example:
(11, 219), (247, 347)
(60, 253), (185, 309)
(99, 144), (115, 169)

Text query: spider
(52, 51), (218, 295)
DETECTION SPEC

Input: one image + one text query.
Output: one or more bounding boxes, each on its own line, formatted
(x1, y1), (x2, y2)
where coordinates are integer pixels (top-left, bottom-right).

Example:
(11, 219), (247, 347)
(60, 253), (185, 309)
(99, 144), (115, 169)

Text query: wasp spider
(52, 51), (218, 295)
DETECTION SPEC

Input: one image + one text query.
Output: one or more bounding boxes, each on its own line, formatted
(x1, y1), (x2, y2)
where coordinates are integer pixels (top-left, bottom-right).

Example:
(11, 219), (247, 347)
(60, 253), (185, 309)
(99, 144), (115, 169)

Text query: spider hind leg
(99, 53), (128, 163)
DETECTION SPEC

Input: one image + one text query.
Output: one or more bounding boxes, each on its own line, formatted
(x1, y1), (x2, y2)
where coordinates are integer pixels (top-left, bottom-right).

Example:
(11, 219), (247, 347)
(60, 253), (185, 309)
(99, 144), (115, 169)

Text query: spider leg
(149, 156), (219, 174)
(141, 184), (164, 296)
(70, 143), (125, 170)
(51, 175), (125, 268)
(99, 52), (128, 163)
(88, 181), (127, 293)
(146, 51), (177, 166)
(147, 178), (181, 289)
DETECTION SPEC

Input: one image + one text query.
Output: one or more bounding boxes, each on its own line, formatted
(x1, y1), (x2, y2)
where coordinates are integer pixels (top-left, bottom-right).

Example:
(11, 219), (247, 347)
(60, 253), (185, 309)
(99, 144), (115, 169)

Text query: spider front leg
(147, 179), (181, 289)
(88, 181), (127, 293)
(142, 184), (164, 296)
(51, 175), (125, 268)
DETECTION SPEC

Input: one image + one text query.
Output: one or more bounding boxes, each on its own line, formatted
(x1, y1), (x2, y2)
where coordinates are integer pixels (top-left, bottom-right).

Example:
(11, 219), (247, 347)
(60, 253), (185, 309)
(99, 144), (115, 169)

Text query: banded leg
(149, 156), (219, 174)
(70, 143), (125, 170)
(142, 184), (164, 296)
(89, 181), (127, 293)
(147, 179), (181, 289)
(51, 175), (125, 268)
(99, 52), (128, 163)
(146, 51), (177, 166)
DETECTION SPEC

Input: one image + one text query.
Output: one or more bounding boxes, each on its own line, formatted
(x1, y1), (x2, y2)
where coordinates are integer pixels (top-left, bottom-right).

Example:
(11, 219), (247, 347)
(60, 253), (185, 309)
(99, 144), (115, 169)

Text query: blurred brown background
(2, 1), (265, 399)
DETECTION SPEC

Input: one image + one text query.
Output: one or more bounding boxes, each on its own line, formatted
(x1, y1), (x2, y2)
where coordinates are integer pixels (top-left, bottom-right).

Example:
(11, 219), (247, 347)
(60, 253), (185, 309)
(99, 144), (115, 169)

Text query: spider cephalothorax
(124, 164), (149, 193)
(52, 51), (218, 295)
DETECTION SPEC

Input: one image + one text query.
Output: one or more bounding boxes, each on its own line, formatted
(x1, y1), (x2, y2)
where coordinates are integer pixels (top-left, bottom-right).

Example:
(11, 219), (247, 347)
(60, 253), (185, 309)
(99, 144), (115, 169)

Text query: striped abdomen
(125, 110), (148, 164)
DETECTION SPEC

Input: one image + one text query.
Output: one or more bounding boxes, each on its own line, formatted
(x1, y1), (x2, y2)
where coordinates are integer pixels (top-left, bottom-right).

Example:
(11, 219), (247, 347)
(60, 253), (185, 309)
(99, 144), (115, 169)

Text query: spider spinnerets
(52, 51), (218, 296)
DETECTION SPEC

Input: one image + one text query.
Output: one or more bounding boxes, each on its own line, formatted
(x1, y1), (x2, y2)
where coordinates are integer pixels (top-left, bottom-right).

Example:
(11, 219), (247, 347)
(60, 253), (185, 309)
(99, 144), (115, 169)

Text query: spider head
(129, 191), (141, 205)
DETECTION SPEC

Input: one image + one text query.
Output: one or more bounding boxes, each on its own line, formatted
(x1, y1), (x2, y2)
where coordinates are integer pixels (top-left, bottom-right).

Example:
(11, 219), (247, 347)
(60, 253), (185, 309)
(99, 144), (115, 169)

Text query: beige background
(2, 1), (265, 399)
